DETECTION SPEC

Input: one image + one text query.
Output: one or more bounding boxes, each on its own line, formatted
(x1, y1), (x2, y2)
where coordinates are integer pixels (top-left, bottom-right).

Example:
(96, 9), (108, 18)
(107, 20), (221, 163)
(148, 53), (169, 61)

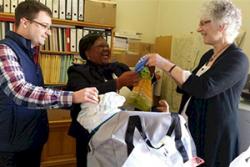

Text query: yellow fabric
(128, 67), (153, 111)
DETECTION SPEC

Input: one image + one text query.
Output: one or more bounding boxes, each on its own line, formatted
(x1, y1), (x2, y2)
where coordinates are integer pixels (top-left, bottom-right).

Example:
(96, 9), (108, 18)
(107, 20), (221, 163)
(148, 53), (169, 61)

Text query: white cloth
(229, 146), (250, 167)
(77, 92), (126, 133)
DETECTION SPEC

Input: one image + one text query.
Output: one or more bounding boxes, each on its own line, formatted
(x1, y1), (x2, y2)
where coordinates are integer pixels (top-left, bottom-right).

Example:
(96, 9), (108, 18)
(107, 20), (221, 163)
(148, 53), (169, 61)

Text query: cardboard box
(128, 41), (154, 56)
(111, 53), (140, 67)
(154, 36), (172, 59)
(84, 0), (116, 26)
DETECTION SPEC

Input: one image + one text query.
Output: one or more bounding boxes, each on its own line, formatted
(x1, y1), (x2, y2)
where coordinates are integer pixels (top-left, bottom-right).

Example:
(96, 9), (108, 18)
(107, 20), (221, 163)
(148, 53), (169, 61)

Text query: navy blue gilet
(0, 31), (48, 152)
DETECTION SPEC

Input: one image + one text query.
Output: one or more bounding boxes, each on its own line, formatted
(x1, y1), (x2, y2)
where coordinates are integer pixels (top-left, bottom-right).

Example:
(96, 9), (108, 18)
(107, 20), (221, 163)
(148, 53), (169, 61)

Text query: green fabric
(127, 67), (153, 111)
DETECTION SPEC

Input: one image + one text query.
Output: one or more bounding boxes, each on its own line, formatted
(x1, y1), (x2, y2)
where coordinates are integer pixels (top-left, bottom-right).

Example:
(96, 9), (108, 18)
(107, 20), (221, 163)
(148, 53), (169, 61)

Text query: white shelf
(239, 99), (250, 112)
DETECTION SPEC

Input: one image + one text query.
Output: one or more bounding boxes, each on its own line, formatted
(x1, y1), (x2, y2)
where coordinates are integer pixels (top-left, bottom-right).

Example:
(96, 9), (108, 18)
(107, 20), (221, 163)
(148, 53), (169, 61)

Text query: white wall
(156, 0), (204, 36)
(115, 0), (159, 42)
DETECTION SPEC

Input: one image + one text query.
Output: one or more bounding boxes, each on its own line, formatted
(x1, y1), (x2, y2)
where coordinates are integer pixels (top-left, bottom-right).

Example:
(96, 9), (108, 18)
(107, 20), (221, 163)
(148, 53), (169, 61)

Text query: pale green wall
(116, 0), (250, 58)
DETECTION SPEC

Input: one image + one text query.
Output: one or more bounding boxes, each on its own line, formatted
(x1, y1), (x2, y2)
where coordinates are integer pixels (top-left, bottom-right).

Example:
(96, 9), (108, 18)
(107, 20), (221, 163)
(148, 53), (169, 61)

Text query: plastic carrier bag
(127, 56), (153, 111)
(77, 92), (125, 133)
(87, 111), (199, 167)
(229, 146), (250, 167)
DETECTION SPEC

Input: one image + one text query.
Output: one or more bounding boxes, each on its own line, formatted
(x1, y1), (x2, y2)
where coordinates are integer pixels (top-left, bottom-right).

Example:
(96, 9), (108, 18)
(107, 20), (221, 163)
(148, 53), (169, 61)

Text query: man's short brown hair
(15, 0), (52, 28)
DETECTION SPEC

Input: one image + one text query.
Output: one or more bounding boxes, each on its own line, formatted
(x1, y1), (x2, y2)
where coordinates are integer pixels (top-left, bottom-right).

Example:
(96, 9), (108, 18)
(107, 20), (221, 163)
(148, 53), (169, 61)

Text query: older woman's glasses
(199, 20), (211, 26)
(29, 19), (51, 30)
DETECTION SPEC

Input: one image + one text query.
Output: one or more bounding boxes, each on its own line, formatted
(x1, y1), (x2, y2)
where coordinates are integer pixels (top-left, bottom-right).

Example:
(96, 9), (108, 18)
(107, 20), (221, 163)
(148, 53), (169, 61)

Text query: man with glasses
(0, 1), (99, 167)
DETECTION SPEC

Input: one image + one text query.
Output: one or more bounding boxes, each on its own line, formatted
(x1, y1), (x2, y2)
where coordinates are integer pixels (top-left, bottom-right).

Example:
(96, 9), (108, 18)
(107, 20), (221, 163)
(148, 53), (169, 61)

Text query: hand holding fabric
(77, 92), (126, 133)
(72, 87), (99, 104)
(145, 53), (174, 71)
(135, 55), (155, 76)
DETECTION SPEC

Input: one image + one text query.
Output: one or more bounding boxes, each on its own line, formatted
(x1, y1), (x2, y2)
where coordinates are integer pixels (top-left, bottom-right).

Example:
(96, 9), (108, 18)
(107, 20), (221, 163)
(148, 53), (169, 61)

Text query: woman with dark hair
(66, 33), (139, 167)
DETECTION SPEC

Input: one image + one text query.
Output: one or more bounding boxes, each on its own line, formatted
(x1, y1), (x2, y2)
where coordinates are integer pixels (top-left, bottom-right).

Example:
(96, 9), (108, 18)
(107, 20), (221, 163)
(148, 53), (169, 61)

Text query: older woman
(66, 33), (139, 167)
(146, 0), (249, 166)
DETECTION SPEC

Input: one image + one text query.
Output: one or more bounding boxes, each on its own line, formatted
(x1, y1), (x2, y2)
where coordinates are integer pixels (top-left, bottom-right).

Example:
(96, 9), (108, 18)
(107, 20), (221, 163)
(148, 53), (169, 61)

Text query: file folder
(46, 0), (52, 11)
(65, 28), (71, 52)
(72, 0), (78, 21)
(52, 0), (59, 18)
(3, 0), (10, 13)
(10, 0), (17, 13)
(66, 0), (72, 20)
(59, 0), (66, 19)
(78, 0), (84, 21)
(70, 28), (76, 52)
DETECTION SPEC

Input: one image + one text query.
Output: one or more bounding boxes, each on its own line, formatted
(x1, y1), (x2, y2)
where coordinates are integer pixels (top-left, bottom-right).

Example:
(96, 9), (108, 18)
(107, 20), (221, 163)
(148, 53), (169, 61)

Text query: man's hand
(72, 87), (99, 104)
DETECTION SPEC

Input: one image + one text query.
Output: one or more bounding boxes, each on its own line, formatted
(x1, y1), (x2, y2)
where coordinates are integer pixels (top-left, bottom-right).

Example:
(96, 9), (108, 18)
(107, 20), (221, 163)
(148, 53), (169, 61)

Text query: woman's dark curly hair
(79, 33), (104, 60)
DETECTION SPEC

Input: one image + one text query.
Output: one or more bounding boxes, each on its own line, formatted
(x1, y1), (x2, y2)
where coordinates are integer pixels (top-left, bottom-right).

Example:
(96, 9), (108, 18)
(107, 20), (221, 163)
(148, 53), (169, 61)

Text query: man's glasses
(29, 19), (51, 30)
